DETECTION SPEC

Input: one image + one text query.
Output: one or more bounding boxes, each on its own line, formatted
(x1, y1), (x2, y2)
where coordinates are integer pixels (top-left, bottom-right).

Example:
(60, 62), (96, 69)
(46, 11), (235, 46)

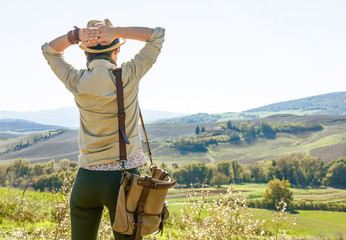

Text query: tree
(173, 163), (213, 185)
(201, 127), (206, 133)
(249, 163), (266, 183)
(323, 158), (346, 187)
(59, 158), (70, 171)
(172, 163), (179, 169)
(7, 158), (30, 178)
(216, 161), (231, 177)
(210, 172), (228, 187)
(263, 179), (293, 209)
(227, 120), (232, 129)
(260, 122), (277, 139)
(230, 160), (244, 183)
(195, 126), (200, 135)
(301, 156), (324, 186)
(238, 122), (257, 143)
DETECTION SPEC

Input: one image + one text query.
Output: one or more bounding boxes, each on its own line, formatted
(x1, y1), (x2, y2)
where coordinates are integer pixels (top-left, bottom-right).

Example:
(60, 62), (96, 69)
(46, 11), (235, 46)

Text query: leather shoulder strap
(112, 68), (155, 166)
(112, 68), (129, 161)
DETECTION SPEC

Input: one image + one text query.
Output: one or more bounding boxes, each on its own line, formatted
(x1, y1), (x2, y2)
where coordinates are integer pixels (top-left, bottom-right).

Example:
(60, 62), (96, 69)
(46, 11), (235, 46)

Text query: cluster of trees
(173, 121), (324, 153)
(171, 154), (345, 188)
(194, 126), (205, 135)
(0, 158), (77, 191)
(219, 120), (323, 142)
(171, 137), (218, 153)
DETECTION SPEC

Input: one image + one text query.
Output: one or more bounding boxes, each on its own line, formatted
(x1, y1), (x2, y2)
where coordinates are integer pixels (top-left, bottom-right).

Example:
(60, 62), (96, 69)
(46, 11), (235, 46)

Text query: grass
(1, 183), (346, 239)
(166, 186), (346, 239)
(251, 208), (346, 238)
(166, 183), (346, 205)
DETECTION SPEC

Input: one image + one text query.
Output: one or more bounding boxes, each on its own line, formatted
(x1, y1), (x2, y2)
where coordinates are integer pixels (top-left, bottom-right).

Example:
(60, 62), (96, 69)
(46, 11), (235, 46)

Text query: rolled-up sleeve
(41, 43), (85, 92)
(121, 27), (165, 83)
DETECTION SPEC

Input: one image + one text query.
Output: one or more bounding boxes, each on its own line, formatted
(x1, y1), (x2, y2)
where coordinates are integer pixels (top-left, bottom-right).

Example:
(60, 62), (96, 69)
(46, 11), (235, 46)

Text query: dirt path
(206, 153), (216, 164)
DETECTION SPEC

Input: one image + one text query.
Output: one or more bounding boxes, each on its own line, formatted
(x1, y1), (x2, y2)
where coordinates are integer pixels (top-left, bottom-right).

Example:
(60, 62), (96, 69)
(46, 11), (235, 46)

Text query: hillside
(0, 122), (219, 163)
(0, 119), (64, 132)
(0, 130), (79, 164)
(0, 115), (345, 165)
(245, 91), (346, 114)
(154, 92), (346, 124)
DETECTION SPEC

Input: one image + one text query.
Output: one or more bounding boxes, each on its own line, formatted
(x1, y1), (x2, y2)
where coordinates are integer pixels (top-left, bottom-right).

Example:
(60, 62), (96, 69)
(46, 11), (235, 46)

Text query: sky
(0, 0), (345, 114)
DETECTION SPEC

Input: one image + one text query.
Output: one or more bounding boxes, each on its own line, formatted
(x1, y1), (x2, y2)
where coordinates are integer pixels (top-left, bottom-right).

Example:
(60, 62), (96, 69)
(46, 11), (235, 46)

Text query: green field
(1, 183), (346, 239)
(231, 183), (346, 204)
(165, 184), (346, 238)
(251, 209), (346, 238)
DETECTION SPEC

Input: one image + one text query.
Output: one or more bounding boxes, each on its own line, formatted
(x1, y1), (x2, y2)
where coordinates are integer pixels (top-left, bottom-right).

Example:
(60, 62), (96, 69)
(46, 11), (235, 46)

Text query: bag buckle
(119, 160), (126, 173)
(118, 110), (126, 120)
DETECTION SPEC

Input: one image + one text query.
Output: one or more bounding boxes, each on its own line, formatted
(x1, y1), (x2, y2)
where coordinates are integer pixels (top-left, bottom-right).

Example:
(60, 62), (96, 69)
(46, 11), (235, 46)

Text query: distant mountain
(0, 107), (187, 128)
(154, 92), (346, 123)
(0, 119), (64, 132)
(245, 91), (346, 114)
(0, 107), (79, 128)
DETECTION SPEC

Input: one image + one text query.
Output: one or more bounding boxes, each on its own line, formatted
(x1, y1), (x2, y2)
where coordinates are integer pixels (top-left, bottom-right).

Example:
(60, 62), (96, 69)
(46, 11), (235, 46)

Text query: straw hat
(79, 19), (126, 53)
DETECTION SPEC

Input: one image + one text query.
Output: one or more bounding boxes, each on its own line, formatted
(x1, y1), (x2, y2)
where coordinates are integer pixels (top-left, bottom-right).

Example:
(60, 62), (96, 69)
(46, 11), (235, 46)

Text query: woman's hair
(85, 49), (115, 63)
(85, 38), (120, 66)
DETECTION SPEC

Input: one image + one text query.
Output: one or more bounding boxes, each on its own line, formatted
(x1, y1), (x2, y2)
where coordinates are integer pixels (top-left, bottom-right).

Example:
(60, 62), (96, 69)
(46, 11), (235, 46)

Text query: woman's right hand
(94, 25), (117, 46)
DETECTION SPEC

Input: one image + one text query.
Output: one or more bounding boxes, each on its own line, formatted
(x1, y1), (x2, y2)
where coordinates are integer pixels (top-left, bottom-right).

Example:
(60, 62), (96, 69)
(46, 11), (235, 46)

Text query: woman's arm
(92, 26), (154, 46)
(49, 28), (99, 52)
(49, 34), (72, 52)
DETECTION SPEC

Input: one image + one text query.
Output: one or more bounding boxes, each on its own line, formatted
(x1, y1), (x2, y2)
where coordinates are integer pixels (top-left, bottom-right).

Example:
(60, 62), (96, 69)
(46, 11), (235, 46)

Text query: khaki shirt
(42, 27), (165, 167)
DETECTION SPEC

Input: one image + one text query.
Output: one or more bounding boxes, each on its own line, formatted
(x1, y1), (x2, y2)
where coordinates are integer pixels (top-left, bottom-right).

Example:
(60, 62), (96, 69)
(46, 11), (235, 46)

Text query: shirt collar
(87, 59), (117, 70)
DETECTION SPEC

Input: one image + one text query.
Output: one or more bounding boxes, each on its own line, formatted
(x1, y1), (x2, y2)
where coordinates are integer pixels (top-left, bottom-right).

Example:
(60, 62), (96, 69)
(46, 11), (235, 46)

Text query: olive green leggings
(70, 167), (140, 240)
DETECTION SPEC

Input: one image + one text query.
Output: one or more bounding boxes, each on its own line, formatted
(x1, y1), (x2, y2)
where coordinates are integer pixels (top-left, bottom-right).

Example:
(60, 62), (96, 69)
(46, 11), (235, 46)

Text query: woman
(42, 19), (165, 240)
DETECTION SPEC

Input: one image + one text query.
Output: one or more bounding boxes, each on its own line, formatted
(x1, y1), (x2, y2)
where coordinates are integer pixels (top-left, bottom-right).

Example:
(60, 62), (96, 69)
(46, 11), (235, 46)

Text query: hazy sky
(0, 0), (345, 114)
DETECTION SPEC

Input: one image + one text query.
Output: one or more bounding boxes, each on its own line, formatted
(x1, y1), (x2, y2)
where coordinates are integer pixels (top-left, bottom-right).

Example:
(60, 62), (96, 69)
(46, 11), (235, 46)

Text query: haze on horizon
(0, 0), (345, 115)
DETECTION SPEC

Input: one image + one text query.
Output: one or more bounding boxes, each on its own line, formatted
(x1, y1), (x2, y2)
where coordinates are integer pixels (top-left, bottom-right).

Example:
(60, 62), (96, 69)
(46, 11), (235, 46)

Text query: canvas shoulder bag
(112, 68), (176, 240)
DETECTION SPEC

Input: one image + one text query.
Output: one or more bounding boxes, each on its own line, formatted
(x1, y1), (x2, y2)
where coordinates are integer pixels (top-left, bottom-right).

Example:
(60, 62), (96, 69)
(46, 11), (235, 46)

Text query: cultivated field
(0, 115), (345, 166)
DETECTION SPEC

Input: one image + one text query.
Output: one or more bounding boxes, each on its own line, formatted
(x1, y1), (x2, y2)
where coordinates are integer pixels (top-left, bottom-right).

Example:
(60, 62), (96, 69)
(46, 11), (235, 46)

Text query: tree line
(1, 153), (344, 191)
(172, 154), (345, 188)
(0, 158), (77, 192)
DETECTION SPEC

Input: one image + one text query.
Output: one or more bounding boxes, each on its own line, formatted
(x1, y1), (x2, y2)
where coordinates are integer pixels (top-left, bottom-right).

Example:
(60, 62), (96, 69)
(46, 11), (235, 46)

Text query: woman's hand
(79, 26), (116, 46)
(94, 25), (116, 46)
(79, 28), (100, 47)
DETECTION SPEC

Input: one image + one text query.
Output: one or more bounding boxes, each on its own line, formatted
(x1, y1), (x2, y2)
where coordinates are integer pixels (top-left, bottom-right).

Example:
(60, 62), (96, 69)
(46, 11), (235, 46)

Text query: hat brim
(79, 39), (126, 53)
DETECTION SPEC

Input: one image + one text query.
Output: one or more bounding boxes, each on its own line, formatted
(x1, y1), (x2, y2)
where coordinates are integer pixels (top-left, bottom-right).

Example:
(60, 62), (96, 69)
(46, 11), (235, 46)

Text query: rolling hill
(245, 91), (346, 114)
(0, 115), (345, 165)
(153, 92), (346, 123)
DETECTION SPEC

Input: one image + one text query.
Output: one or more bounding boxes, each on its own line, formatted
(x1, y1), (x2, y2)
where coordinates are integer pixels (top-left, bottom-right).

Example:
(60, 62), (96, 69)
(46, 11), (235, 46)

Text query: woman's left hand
(79, 28), (99, 47)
